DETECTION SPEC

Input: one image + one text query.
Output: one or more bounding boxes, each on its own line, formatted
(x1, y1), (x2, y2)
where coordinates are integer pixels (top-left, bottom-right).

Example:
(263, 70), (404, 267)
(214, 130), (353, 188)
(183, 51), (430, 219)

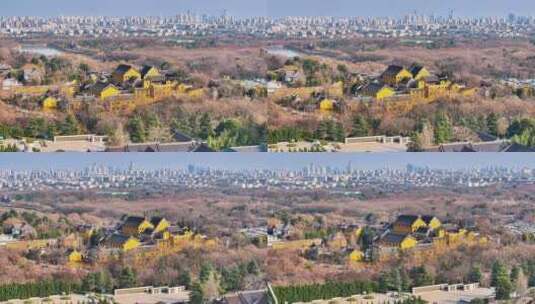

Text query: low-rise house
(105, 234), (141, 252)
(409, 63), (431, 81)
(89, 82), (120, 100)
(112, 64), (141, 84)
(421, 215), (442, 230)
(380, 65), (413, 86)
(150, 217), (171, 240)
(392, 215), (427, 234)
(121, 216), (154, 237)
(140, 65), (161, 80)
(359, 83), (395, 100)
(379, 232), (418, 250)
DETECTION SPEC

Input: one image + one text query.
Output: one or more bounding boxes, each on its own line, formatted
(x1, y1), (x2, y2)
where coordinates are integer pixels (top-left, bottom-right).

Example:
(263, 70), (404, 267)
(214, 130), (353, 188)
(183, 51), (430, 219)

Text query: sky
(0, 0), (534, 17)
(0, 153), (532, 171)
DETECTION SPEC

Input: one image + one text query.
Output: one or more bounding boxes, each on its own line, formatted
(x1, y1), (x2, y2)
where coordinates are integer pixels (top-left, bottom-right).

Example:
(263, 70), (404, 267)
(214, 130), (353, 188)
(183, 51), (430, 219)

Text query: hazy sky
(0, 153), (532, 170)
(0, 0), (534, 17)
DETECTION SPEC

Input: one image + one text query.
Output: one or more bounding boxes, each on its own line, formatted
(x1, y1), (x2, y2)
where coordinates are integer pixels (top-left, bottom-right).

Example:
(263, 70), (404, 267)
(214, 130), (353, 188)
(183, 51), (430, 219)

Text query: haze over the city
(0, 0), (533, 17)
(0, 154), (533, 171)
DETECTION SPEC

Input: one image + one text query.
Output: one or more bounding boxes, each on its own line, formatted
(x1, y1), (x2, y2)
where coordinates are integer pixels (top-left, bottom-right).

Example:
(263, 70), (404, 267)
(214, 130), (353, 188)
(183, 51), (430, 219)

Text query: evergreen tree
(60, 115), (80, 136)
(199, 113), (213, 140)
(495, 276), (513, 300)
(127, 116), (146, 143)
(177, 271), (192, 289)
(409, 266), (434, 287)
(434, 112), (453, 144)
(511, 266), (520, 283)
(486, 113), (499, 137)
(400, 268), (411, 292)
(467, 265), (482, 283)
(220, 267), (244, 292)
(491, 261), (512, 300)
(351, 116), (369, 137)
(190, 282), (204, 304)
(491, 261), (507, 287)
(315, 120), (330, 140)
(199, 263), (212, 284)
(118, 267), (136, 288)
(247, 260), (259, 275)
(334, 123), (345, 142)
(529, 273), (535, 288)
(386, 268), (403, 292)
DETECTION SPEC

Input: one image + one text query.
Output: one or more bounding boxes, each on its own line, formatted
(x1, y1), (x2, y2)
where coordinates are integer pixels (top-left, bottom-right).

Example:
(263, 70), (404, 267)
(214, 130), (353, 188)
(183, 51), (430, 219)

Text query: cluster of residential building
(0, 214), (215, 265)
(0, 62), (204, 112)
(263, 60), (476, 117)
(242, 214), (487, 264)
(374, 215), (487, 257)
(2, 13), (535, 39)
(75, 215), (215, 264)
(357, 64), (476, 102)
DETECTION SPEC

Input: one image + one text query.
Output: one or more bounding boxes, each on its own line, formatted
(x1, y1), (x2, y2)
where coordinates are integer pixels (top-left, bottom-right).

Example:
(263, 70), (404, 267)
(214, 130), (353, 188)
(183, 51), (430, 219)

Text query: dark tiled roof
(381, 232), (408, 245)
(222, 290), (268, 304)
(502, 142), (535, 152)
(424, 146), (442, 152)
(475, 132), (498, 142)
(115, 64), (133, 74)
(193, 143), (215, 152)
(395, 215), (420, 226)
(470, 142), (505, 152)
(173, 131), (193, 143)
(140, 65), (156, 78)
(381, 65), (404, 78)
(106, 234), (130, 246)
(431, 143), (476, 152)
(105, 146), (128, 152)
(123, 216), (146, 227)
(150, 217), (165, 227)
(361, 82), (388, 95)
(421, 215), (438, 225)
(409, 64), (425, 77)
(157, 142), (196, 152)
(89, 82), (116, 95)
(125, 143), (159, 152)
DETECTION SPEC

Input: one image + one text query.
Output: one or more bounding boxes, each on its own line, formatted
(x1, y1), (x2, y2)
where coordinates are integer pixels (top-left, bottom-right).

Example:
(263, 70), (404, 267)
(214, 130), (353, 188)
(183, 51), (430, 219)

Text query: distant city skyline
(0, 154), (532, 171)
(0, 0), (534, 17)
